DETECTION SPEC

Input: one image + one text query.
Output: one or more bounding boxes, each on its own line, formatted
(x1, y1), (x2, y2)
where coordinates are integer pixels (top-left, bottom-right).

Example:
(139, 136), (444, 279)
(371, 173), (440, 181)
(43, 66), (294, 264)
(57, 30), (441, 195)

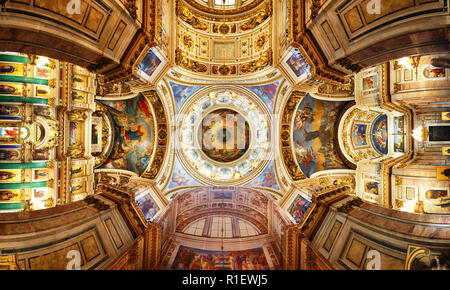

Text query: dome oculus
(198, 108), (250, 163)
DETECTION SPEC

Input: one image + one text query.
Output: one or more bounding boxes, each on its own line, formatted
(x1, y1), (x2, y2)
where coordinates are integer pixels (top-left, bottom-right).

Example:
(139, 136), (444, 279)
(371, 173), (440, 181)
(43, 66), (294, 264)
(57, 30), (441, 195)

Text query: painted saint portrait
(288, 194), (311, 223)
(0, 149), (20, 160)
(0, 190), (20, 201)
(0, 83), (22, 96)
(69, 121), (79, 146)
(169, 81), (203, 112)
(0, 105), (19, 116)
(135, 193), (160, 220)
(0, 170), (18, 182)
(286, 48), (310, 78)
(138, 49), (161, 78)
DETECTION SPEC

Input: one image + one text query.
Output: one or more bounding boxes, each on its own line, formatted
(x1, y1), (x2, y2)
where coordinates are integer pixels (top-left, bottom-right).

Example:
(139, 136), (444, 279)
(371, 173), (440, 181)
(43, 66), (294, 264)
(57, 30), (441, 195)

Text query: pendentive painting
(100, 95), (155, 175)
(135, 192), (160, 221)
(286, 48), (310, 78)
(288, 194), (311, 223)
(138, 48), (162, 78)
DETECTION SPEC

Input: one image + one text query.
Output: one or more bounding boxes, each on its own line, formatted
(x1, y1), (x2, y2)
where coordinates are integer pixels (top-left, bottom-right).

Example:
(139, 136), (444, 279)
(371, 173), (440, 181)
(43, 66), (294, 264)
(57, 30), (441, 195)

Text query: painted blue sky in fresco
(244, 80), (281, 113)
(168, 81), (204, 112)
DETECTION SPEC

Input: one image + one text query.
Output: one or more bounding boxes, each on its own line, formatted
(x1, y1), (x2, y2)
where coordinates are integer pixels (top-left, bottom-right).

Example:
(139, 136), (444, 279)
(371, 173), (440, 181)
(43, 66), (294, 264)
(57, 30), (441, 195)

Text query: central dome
(198, 109), (250, 163)
(176, 87), (272, 185)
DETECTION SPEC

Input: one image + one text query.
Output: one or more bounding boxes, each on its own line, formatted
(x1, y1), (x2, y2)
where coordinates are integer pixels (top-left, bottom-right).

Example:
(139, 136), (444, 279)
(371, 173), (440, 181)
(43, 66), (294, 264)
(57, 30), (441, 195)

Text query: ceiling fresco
(168, 81), (204, 112)
(100, 95), (156, 176)
(171, 245), (269, 270)
(176, 88), (272, 185)
(199, 108), (250, 163)
(292, 94), (349, 178)
(244, 80), (281, 113)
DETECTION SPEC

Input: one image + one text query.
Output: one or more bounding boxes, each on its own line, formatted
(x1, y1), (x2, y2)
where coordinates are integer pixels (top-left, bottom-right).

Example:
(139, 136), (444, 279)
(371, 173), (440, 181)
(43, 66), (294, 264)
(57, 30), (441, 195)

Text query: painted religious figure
(352, 124), (367, 147)
(100, 95), (156, 175)
(288, 194), (311, 223)
(171, 246), (269, 270)
(371, 114), (388, 154)
(292, 94), (348, 177)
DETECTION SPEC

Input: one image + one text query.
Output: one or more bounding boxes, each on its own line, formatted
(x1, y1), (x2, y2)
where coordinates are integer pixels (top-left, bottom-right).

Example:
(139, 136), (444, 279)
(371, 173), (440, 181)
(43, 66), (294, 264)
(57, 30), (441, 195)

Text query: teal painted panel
(0, 162), (47, 169)
(0, 96), (48, 104)
(0, 181), (47, 190)
(0, 75), (49, 85)
(0, 54), (30, 64)
(0, 202), (24, 210)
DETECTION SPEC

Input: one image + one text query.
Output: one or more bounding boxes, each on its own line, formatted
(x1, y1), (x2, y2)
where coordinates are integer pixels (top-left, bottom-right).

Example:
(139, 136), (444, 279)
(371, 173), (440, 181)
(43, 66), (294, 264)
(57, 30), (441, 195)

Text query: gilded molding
(180, 0), (268, 20)
(84, 195), (110, 211)
(141, 90), (169, 180)
(280, 91), (307, 181)
(96, 183), (149, 237)
(378, 63), (414, 208)
(177, 4), (208, 30)
(336, 197), (363, 214)
(289, 1), (349, 86)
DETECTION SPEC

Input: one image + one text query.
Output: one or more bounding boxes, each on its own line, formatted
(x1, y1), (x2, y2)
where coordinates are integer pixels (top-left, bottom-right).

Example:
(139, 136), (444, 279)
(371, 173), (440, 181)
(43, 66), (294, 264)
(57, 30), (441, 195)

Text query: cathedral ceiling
(0, 0), (448, 228)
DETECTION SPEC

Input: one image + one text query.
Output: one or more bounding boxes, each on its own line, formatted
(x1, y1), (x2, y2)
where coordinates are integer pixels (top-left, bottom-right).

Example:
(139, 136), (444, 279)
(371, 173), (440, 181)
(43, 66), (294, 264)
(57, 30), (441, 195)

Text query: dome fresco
(176, 88), (272, 185)
(198, 109), (250, 163)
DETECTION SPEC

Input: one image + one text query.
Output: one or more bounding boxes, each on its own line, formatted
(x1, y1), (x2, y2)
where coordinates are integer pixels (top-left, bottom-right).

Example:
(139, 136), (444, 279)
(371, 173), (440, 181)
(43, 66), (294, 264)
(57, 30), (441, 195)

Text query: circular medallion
(198, 109), (250, 163)
(218, 24), (231, 34)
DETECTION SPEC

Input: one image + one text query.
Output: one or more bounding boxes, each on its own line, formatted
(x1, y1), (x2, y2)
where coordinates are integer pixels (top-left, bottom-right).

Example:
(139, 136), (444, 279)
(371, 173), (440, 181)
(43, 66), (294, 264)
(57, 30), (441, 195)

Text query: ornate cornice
(96, 183), (148, 238)
(297, 185), (351, 240)
(141, 90), (169, 180)
(97, 0), (159, 85)
(336, 196), (363, 214)
(288, 0), (349, 86)
(378, 63), (414, 208)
